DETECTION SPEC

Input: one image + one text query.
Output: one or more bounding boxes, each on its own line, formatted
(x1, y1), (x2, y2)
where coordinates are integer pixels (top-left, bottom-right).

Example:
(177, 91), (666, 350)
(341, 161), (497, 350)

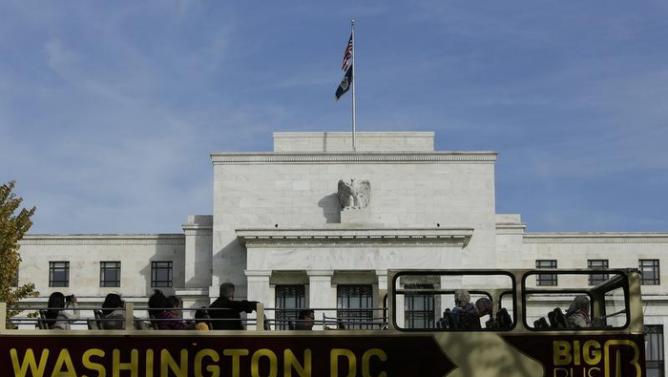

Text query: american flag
(341, 34), (353, 71)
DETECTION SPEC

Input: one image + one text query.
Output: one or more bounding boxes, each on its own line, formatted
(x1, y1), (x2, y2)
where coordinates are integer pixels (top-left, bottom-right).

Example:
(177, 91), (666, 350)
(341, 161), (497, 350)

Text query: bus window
(603, 285), (627, 328)
(523, 270), (629, 330)
(393, 271), (515, 331)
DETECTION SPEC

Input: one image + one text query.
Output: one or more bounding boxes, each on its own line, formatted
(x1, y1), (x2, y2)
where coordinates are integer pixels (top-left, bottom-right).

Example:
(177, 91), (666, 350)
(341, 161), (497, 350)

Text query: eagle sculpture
(337, 179), (371, 209)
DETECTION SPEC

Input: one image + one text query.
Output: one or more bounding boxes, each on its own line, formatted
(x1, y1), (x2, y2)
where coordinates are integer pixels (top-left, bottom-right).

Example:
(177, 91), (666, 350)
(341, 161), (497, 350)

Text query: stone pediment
(236, 227), (473, 248)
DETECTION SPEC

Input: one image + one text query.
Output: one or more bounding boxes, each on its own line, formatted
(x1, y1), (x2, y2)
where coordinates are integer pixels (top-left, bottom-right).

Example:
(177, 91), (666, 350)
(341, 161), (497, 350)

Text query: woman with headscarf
(45, 292), (79, 330)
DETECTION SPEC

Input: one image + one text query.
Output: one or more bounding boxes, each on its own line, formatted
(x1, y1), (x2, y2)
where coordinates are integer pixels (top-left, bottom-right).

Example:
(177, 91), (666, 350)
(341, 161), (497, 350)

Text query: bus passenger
(101, 293), (125, 329)
(101, 293), (145, 330)
(148, 290), (194, 330)
(566, 295), (591, 329)
(46, 292), (79, 330)
(475, 297), (493, 328)
(194, 307), (211, 331)
(452, 290), (480, 330)
(295, 309), (315, 330)
(209, 282), (259, 330)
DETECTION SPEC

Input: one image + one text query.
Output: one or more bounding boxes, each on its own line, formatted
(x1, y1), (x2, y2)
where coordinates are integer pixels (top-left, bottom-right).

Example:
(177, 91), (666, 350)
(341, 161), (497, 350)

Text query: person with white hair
(452, 289), (480, 330)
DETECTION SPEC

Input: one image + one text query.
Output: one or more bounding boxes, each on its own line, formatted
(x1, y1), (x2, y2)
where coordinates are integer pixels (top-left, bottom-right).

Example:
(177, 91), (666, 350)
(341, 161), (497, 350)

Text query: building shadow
(318, 193), (341, 223)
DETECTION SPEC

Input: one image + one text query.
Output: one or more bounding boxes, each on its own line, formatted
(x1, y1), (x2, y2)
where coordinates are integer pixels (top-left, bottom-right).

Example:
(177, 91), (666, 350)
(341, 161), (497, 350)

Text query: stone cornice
(211, 152), (497, 165)
(236, 227), (473, 248)
(182, 224), (213, 236)
(496, 223), (527, 235)
(524, 232), (668, 244)
(273, 131), (436, 138)
(20, 234), (185, 246)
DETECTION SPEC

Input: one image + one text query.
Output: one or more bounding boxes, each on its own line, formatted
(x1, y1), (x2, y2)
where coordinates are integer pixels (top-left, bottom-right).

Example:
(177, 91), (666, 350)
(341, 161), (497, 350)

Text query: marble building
(16, 131), (668, 373)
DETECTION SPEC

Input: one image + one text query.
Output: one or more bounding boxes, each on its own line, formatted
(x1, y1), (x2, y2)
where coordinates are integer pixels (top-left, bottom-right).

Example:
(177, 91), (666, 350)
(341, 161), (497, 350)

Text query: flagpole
(351, 19), (357, 152)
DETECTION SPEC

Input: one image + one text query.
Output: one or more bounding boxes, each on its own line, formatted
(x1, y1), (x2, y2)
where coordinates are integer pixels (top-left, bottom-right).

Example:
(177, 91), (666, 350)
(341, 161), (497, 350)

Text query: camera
(65, 295), (74, 303)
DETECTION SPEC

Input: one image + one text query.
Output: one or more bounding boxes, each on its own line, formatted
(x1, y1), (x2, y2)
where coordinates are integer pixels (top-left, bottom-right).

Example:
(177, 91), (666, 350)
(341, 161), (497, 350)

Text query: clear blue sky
(1, 1), (666, 233)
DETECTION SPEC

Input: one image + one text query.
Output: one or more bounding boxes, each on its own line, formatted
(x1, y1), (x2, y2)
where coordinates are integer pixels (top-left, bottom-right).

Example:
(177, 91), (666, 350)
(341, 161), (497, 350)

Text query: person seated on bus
(167, 295), (183, 318)
(100, 293), (125, 329)
(452, 289), (480, 330)
(565, 295), (591, 329)
(194, 307), (211, 331)
(209, 282), (259, 330)
(437, 308), (453, 329)
(547, 307), (567, 329)
(45, 292), (79, 330)
(475, 297), (493, 328)
(101, 293), (145, 330)
(148, 290), (194, 330)
(295, 309), (315, 330)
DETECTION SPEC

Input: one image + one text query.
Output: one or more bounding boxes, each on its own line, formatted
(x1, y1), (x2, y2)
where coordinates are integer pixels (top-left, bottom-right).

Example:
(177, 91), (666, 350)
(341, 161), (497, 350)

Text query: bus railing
(0, 302), (390, 332)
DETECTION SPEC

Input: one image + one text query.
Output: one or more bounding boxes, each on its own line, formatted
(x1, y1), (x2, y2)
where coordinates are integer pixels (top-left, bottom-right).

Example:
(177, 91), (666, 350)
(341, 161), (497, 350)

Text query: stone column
(394, 278), (405, 329)
(308, 270), (336, 330)
(182, 215), (213, 289)
(245, 270), (273, 330)
(376, 270), (389, 327)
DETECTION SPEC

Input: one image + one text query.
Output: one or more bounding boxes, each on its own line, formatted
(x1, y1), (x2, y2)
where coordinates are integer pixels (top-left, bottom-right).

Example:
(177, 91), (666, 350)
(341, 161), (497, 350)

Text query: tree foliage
(0, 181), (38, 326)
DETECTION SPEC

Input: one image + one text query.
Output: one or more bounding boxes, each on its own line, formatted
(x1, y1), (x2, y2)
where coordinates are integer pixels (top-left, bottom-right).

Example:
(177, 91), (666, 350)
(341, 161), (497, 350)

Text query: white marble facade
(16, 132), (668, 368)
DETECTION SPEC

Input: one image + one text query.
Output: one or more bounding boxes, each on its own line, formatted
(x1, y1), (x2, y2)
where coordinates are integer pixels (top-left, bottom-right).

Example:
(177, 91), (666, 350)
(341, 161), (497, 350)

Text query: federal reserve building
(16, 131), (668, 374)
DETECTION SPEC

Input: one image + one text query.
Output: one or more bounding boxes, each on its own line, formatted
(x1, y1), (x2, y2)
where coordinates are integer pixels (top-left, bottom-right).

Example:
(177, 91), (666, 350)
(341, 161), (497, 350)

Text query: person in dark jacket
(295, 309), (315, 330)
(209, 282), (258, 330)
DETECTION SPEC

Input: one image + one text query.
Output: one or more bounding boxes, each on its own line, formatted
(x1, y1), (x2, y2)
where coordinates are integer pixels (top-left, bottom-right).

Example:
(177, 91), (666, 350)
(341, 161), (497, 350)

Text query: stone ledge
(236, 227), (473, 248)
(20, 234), (185, 246)
(211, 152), (497, 165)
(524, 232), (668, 244)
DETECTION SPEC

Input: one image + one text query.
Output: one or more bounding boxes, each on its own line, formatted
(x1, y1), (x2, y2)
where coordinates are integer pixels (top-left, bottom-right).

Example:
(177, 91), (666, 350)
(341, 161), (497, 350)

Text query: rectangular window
(151, 261), (173, 287)
(100, 261), (121, 287)
(395, 271), (515, 331)
(588, 259), (609, 286)
(337, 285), (374, 330)
(275, 285), (306, 330)
(49, 261), (69, 287)
(11, 269), (18, 287)
(525, 271), (629, 330)
(646, 325), (665, 377)
(404, 284), (435, 329)
(640, 260), (661, 285)
(536, 260), (558, 286)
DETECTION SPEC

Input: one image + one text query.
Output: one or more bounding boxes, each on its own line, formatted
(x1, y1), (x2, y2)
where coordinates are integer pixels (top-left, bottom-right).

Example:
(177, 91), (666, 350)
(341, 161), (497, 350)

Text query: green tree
(0, 181), (38, 327)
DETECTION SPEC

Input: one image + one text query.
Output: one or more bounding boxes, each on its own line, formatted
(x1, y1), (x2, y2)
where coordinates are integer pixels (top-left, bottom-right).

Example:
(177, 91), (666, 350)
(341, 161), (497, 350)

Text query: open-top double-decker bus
(0, 268), (645, 377)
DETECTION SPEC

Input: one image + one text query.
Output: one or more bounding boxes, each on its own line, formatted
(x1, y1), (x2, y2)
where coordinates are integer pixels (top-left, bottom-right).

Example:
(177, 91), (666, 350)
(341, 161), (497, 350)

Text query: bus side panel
(502, 333), (646, 377)
(0, 334), (456, 377)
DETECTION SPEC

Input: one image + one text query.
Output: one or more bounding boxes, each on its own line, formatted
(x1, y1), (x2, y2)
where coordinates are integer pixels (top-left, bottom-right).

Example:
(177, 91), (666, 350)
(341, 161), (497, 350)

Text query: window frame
(337, 284), (374, 330)
(587, 259), (609, 286)
(150, 261), (173, 288)
(391, 270), (517, 332)
(11, 269), (19, 287)
(640, 259), (660, 286)
(522, 269), (631, 332)
(99, 261), (121, 288)
(48, 261), (70, 287)
(645, 325), (665, 377)
(275, 284), (306, 330)
(404, 283), (436, 329)
(535, 259), (558, 286)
